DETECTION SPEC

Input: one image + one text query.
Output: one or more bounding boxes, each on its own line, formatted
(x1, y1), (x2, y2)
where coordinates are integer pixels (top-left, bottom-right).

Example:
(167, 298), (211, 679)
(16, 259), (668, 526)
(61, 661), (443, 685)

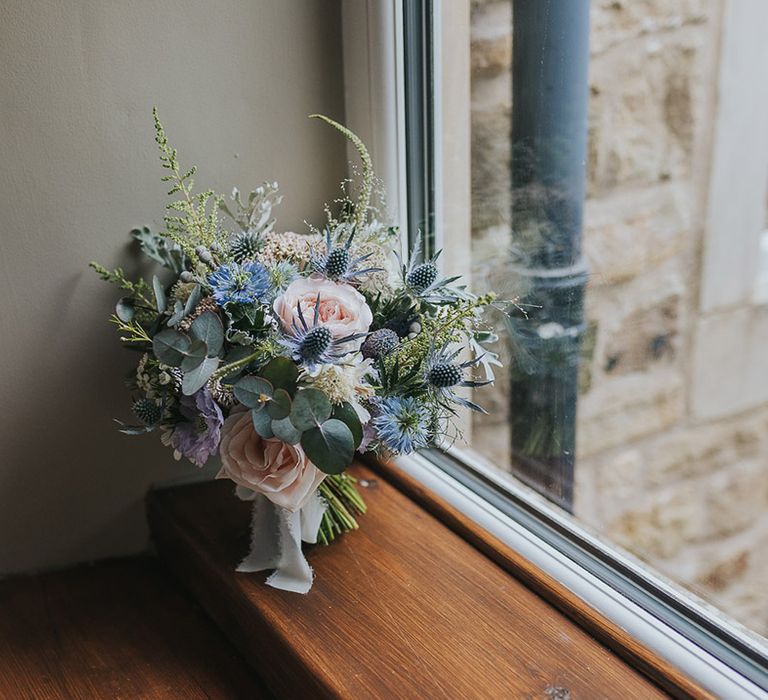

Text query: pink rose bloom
(217, 410), (325, 511)
(273, 274), (372, 343)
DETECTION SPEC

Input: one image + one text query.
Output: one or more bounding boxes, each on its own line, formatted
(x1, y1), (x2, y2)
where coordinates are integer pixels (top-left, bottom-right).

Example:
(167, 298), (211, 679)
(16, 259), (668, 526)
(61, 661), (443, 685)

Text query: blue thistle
(278, 294), (368, 371)
(372, 397), (431, 455)
(207, 261), (269, 306)
(399, 233), (464, 303)
(311, 227), (383, 282)
(425, 344), (491, 413)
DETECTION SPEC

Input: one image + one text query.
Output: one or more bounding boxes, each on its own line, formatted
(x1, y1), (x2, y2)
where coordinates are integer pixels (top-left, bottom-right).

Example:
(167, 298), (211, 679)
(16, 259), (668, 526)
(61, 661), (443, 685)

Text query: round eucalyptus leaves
(232, 358), (362, 474)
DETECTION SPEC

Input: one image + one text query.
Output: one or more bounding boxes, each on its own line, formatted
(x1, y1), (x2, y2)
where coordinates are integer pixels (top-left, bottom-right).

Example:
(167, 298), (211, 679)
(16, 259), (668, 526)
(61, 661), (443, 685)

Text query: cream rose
(273, 274), (372, 342)
(217, 410), (325, 511)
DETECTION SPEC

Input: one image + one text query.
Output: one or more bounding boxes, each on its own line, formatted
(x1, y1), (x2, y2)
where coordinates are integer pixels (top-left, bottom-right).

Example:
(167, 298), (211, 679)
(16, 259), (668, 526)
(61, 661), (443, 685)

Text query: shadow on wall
(0, 0), (346, 574)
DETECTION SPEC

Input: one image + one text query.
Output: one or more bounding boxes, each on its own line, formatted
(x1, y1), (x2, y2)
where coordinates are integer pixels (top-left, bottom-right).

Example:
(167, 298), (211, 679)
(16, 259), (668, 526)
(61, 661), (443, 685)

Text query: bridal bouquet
(92, 110), (500, 592)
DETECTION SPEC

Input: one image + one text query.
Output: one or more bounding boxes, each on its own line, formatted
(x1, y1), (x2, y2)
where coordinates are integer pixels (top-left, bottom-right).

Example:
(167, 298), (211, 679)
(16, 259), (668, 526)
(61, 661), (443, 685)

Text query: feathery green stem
(309, 114), (374, 231)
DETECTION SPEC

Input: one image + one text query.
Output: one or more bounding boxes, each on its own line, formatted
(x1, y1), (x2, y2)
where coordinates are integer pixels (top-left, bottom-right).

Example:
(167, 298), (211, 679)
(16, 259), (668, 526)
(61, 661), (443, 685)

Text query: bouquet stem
(317, 474), (367, 545)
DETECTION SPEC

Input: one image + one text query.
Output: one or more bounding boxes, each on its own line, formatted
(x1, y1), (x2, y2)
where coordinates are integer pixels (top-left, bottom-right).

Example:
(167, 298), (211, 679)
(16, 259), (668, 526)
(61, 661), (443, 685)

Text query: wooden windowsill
(147, 461), (708, 698)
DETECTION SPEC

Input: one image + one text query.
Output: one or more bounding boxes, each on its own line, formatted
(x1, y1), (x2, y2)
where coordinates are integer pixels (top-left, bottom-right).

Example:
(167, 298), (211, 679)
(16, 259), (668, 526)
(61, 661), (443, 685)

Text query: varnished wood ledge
(148, 464), (685, 699)
(364, 456), (712, 700)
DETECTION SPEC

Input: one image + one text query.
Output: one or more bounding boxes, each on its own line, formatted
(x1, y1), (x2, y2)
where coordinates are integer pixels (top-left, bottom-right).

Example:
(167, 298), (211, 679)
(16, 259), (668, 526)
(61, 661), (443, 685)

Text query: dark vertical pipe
(508, 0), (590, 511)
(403, 0), (435, 258)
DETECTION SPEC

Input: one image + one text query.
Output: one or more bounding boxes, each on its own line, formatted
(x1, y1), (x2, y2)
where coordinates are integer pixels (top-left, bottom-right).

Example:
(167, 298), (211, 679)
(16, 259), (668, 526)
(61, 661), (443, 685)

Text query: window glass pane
(437, 0), (768, 644)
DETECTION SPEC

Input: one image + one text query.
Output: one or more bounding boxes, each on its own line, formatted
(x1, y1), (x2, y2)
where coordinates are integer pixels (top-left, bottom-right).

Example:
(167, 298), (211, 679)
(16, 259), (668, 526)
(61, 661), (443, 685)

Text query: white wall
(0, 0), (346, 574)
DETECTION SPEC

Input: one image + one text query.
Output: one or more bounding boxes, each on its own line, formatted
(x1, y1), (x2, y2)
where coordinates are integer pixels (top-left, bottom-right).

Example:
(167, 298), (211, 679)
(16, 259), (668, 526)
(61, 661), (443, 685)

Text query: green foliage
(259, 357), (298, 396)
(331, 402), (363, 448)
(309, 114), (374, 231)
(181, 356), (219, 395)
(385, 295), (496, 383)
(271, 416), (302, 444)
(230, 377), (358, 473)
(301, 419), (354, 475)
(167, 284), (202, 328)
(267, 388), (292, 420)
(289, 388), (331, 431)
(152, 328), (191, 366)
(234, 376), (273, 408)
(189, 311), (224, 357)
(153, 108), (224, 263)
(317, 473), (367, 546)
(220, 183), (282, 237)
(224, 303), (271, 345)
(90, 262), (153, 308)
(251, 406), (274, 438)
(152, 275), (167, 314)
(109, 315), (152, 347)
(131, 227), (186, 273)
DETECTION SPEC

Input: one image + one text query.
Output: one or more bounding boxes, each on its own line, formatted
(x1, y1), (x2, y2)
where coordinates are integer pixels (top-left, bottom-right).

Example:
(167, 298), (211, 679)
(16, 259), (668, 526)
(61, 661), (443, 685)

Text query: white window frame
(341, 2), (768, 697)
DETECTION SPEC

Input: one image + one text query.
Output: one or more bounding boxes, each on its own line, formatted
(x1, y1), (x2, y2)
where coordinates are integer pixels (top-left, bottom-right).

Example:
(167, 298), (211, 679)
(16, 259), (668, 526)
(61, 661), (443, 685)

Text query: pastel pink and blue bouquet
(92, 111), (500, 592)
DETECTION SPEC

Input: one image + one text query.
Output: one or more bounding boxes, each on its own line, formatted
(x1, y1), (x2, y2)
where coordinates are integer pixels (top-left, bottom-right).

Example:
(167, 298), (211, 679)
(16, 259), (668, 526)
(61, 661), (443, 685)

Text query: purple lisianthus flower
(170, 388), (224, 467)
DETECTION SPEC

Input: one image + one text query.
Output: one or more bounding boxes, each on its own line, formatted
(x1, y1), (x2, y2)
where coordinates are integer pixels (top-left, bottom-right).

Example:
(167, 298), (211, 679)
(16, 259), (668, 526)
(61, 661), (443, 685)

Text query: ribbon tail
(237, 491), (327, 595)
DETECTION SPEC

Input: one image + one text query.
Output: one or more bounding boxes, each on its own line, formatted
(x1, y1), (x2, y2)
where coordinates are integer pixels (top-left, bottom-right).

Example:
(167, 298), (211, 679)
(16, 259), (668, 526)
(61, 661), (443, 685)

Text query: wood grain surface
(0, 557), (271, 699)
(365, 456), (713, 700)
(149, 465), (675, 699)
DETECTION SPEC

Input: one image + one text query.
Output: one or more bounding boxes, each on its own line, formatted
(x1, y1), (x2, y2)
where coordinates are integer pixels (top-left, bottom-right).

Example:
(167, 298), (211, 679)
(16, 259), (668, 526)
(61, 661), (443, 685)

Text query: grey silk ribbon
(235, 489), (327, 594)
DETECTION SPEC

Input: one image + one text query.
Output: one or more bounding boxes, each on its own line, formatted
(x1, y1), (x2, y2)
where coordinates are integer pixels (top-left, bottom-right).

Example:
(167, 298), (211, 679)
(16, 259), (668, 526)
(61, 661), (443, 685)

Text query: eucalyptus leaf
(331, 401), (363, 449)
(180, 339), (208, 371)
(301, 419), (354, 474)
(183, 284), (202, 316)
(190, 311), (224, 356)
(251, 407), (274, 438)
(260, 357), (300, 396)
(115, 297), (135, 323)
(152, 329), (191, 366)
(271, 416), (302, 445)
(152, 275), (167, 314)
(182, 356), (219, 395)
(290, 388), (332, 431)
(167, 300), (185, 327)
(234, 376), (273, 408)
(267, 388), (292, 420)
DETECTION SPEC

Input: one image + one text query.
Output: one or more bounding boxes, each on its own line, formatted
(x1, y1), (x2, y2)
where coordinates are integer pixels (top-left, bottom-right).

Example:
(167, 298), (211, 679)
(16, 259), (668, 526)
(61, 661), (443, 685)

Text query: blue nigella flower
(371, 396), (431, 455)
(278, 293), (367, 372)
(207, 261), (269, 306)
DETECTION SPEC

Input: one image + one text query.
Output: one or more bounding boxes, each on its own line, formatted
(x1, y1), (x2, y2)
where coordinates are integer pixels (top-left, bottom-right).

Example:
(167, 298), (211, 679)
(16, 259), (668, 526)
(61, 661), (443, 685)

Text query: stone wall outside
(469, 0), (768, 637)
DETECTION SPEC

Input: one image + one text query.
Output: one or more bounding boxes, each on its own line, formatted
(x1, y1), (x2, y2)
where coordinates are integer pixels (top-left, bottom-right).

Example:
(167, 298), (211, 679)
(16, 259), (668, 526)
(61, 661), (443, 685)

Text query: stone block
(588, 28), (708, 194)
(606, 484), (706, 559)
(591, 0), (712, 56)
(602, 296), (680, 375)
(644, 417), (763, 487)
(577, 368), (684, 457)
(583, 182), (692, 285)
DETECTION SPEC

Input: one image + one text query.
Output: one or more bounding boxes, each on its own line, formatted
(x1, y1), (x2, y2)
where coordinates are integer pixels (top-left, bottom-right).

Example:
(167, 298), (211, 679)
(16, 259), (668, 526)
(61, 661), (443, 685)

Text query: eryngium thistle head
(132, 398), (162, 425)
(299, 325), (333, 362)
(427, 362), (463, 388)
(325, 247), (351, 280)
(361, 328), (399, 360)
(406, 262), (438, 291)
(229, 231), (261, 262)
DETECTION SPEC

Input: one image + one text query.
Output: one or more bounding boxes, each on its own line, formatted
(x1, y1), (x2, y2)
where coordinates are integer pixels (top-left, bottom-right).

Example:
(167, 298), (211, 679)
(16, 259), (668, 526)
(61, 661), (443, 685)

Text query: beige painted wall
(0, 0), (345, 574)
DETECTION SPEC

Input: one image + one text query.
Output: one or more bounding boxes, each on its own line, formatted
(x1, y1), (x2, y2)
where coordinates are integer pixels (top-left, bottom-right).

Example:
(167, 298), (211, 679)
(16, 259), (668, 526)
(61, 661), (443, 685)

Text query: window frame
(340, 1), (768, 696)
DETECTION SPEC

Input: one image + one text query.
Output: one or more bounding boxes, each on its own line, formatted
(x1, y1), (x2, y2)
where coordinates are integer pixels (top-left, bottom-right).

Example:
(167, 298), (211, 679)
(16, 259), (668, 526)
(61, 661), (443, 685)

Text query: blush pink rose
(217, 410), (325, 511)
(273, 274), (372, 342)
